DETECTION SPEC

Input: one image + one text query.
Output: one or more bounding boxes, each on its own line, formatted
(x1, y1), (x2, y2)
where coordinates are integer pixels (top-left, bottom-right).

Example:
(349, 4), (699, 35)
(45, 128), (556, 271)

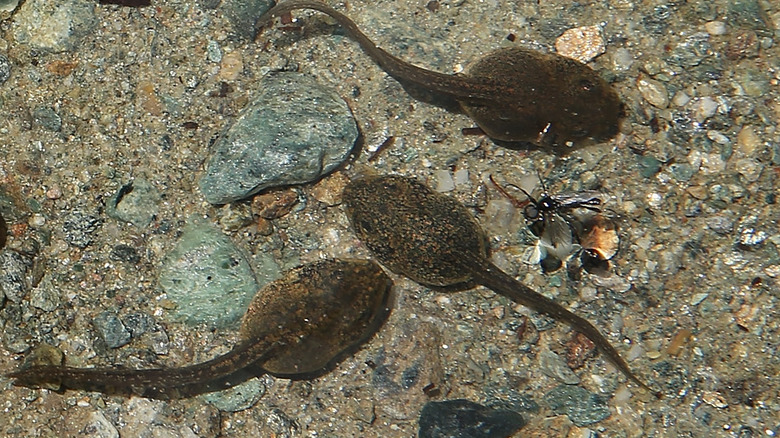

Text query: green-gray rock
(199, 72), (358, 204)
(158, 219), (259, 328)
(543, 385), (611, 426)
(106, 179), (161, 228)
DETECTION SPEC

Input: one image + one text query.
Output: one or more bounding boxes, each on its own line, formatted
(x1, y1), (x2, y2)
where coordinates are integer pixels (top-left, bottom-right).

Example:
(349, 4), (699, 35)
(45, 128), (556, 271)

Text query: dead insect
(490, 174), (604, 271)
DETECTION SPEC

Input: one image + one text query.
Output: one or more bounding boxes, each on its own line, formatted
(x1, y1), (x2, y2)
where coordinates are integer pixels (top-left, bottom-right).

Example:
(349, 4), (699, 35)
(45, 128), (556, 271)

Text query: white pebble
(704, 21), (727, 36)
(433, 169), (455, 192)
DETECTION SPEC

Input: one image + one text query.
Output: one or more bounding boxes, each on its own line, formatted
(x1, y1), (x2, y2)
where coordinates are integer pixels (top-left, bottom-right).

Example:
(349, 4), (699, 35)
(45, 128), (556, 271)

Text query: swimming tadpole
(6, 259), (393, 398)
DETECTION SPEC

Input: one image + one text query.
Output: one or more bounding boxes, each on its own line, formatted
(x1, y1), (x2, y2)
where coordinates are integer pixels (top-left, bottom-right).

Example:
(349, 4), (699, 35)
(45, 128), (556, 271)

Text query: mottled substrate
(0, 0), (778, 437)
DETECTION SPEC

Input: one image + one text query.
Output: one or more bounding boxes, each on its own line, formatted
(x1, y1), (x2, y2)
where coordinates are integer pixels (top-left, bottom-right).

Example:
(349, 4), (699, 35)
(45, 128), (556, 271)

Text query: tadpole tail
(7, 340), (281, 394)
(254, 0), (508, 102)
(470, 260), (662, 398)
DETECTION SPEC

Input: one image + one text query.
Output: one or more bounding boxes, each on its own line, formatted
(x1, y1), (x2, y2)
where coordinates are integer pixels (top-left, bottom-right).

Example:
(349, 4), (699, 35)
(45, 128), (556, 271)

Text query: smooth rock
(418, 399), (526, 438)
(222, 0), (274, 41)
(199, 72), (358, 204)
(543, 385), (611, 426)
(201, 377), (266, 412)
(539, 350), (581, 385)
(157, 219), (259, 328)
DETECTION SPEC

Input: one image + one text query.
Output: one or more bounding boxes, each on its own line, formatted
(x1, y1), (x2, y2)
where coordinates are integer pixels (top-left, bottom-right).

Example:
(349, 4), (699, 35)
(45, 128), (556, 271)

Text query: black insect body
(491, 176), (606, 272)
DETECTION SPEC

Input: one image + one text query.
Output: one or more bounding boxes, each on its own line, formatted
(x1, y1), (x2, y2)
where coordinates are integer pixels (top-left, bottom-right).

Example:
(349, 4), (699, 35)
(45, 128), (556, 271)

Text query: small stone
(94, 312), (132, 349)
(106, 179), (161, 228)
(690, 97), (718, 122)
(201, 377), (266, 412)
(109, 244), (141, 264)
(540, 350), (581, 384)
(543, 385), (611, 426)
(636, 75), (669, 108)
(555, 26), (605, 63)
(157, 218), (261, 328)
(12, 0), (98, 52)
(252, 189), (299, 220)
(418, 399), (526, 438)
(62, 210), (101, 248)
(122, 312), (156, 337)
(222, 0), (274, 40)
(32, 106), (62, 132)
(0, 249), (32, 302)
(206, 40), (222, 63)
(29, 275), (61, 312)
(706, 215), (734, 234)
(735, 158), (763, 182)
(737, 227), (767, 248)
(0, 53), (11, 84)
(310, 172), (349, 206)
(726, 30), (760, 60)
(199, 72), (358, 204)
(434, 169), (455, 193)
(736, 125), (762, 156)
(219, 51), (244, 81)
(704, 21), (727, 36)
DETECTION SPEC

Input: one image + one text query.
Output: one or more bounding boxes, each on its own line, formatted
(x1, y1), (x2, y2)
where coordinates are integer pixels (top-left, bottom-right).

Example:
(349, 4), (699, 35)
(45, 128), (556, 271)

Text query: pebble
(62, 210), (102, 248)
(736, 125), (762, 156)
(93, 312), (132, 349)
(222, 0), (274, 41)
(704, 21), (727, 36)
(201, 377), (267, 412)
(543, 385), (611, 426)
(417, 399), (526, 438)
(157, 219), (261, 328)
(554, 26), (605, 63)
(199, 72), (358, 204)
(706, 215), (734, 235)
(109, 244), (141, 264)
(28, 275), (61, 312)
(0, 53), (11, 84)
(0, 249), (32, 302)
(32, 106), (62, 132)
(106, 179), (161, 228)
(690, 97), (718, 122)
(735, 158), (763, 182)
(539, 350), (581, 385)
(0, 0), (19, 13)
(12, 0), (98, 52)
(636, 75), (669, 108)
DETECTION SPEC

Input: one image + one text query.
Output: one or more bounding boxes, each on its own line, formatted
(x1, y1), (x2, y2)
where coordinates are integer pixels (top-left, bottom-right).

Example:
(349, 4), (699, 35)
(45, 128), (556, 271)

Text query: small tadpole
(99, 0), (152, 7)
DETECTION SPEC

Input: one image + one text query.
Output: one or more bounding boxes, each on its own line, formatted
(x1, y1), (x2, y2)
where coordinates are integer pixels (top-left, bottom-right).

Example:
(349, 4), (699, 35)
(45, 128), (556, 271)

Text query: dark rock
(62, 210), (101, 248)
(94, 312), (132, 349)
(418, 399), (526, 438)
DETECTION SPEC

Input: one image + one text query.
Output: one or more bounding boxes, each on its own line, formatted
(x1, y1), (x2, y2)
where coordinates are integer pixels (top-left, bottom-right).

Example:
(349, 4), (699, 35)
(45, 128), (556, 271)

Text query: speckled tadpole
(257, 0), (623, 148)
(7, 259), (393, 396)
(343, 175), (657, 395)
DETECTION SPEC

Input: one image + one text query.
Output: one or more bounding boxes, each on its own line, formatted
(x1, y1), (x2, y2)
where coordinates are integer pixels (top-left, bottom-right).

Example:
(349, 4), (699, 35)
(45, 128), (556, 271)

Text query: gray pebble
(32, 106), (62, 132)
(199, 72), (359, 204)
(201, 377), (266, 412)
(122, 312), (157, 337)
(109, 244), (141, 264)
(62, 210), (101, 248)
(28, 275), (61, 312)
(539, 350), (581, 385)
(669, 162), (696, 182)
(638, 155), (662, 178)
(157, 218), (260, 328)
(418, 399), (526, 438)
(543, 385), (611, 426)
(222, 0), (274, 41)
(0, 249), (32, 303)
(106, 179), (161, 228)
(12, 0), (98, 52)
(706, 215), (734, 235)
(94, 312), (132, 349)
(0, 53), (11, 85)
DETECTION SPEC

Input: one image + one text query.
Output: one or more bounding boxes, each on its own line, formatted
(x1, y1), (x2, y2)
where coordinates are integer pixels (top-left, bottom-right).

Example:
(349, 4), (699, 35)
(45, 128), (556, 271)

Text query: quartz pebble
(555, 26), (606, 63)
(637, 75), (669, 108)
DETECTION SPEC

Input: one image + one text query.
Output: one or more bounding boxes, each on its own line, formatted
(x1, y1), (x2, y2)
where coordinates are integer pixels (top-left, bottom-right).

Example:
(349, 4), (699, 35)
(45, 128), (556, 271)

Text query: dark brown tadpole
(256, 0), (623, 148)
(7, 259), (393, 397)
(343, 174), (659, 396)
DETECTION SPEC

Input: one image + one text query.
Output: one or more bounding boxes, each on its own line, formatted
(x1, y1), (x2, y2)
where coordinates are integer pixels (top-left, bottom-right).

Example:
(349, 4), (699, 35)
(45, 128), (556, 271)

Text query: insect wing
(550, 191), (604, 210)
(539, 212), (576, 258)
